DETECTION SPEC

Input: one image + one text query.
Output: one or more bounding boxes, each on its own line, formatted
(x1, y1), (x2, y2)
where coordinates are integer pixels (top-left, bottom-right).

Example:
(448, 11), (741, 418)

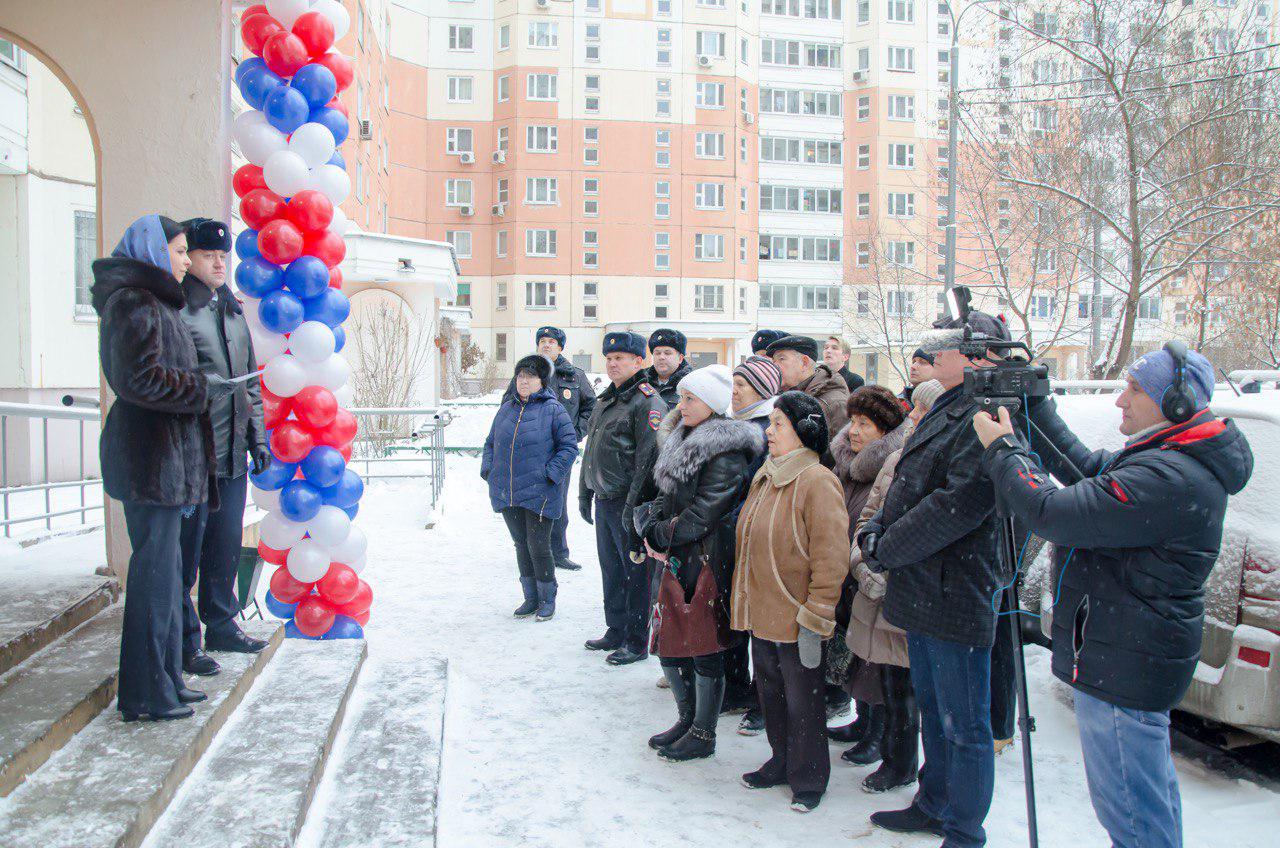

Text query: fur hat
(774, 390), (829, 456)
(751, 328), (789, 354)
(678, 365), (734, 415)
(733, 355), (783, 400)
(911, 379), (946, 411)
(602, 331), (646, 358)
(648, 328), (687, 356)
(513, 354), (552, 385)
(535, 325), (566, 349)
(181, 218), (232, 252)
(847, 385), (906, 434)
(765, 334), (819, 362)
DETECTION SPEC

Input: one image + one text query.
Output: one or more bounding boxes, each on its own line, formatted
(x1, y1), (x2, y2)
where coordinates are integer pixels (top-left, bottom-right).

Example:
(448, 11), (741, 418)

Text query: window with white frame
(886, 240), (915, 266)
(758, 88), (842, 116)
(697, 30), (726, 57)
(448, 25), (473, 50)
(528, 21), (558, 48)
(1029, 295), (1056, 319)
(699, 0), (727, 6)
(857, 96), (870, 120)
(856, 241), (870, 267)
(525, 280), (557, 308)
(584, 148), (599, 165)
(857, 0), (871, 22)
(527, 73), (558, 101)
(759, 185), (843, 213)
(584, 127), (599, 144)
(1033, 106), (1058, 134)
(888, 143), (914, 168)
(761, 137), (843, 164)
(526, 125), (558, 152)
(448, 76), (473, 102)
(758, 284), (841, 310)
(446, 230), (472, 258)
(497, 126), (509, 152)
(887, 45), (915, 72)
(655, 232), (671, 250)
(73, 210), (96, 315)
(496, 230), (508, 257)
(657, 0), (672, 14)
(496, 331), (508, 359)
(525, 229), (558, 257)
(583, 178), (599, 215)
(655, 282), (670, 299)
(695, 182), (725, 209)
(446, 128), (473, 154)
(694, 233), (725, 260)
(760, 38), (841, 68)
(1138, 294), (1161, 320)
(496, 283), (508, 311)
(583, 231), (599, 268)
(1034, 248), (1057, 272)
(857, 192), (870, 217)
(526, 177), (558, 204)
(657, 28), (672, 65)
(759, 234), (841, 262)
(496, 179), (509, 205)
(445, 179), (473, 206)
(741, 187), (748, 212)
(655, 252), (671, 270)
(497, 75), (510, 102)
(887, 192), (915, 217)
(695, 132), (725, 158)
(887, 0), (914, 23)
(857, 144), (870, 169)
(656, 149), (670, 167)
(887, 289), (915, 317)
(695, 284), (725, 311)
(585, 75), (601, 94)
(857, 47), (870, 72)
(696, 82), (725, 108)
(887, 95), (915, 119)
(760, 0), (841, 19)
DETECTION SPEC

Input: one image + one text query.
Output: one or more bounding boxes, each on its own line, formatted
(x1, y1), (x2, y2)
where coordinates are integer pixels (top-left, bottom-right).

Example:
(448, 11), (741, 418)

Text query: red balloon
(352, 610), (370, 626)
(338, 442), (353, 462)
(315, 408), (358, 449)
(269, 564), (312, 603)
(328, 268), (343, 289)
(241, 13), (284, 57)
(285, 190), (334, 232)
(293, 11), (336, 57)
(293, 386), (338, 429)
(262, 31), (310, 77)
(259, 542), (290, 567)
(258, 219), (305, 265)
(314, 52), (354, 92)
(335, 580), (373, 617)
(317, 563), (360, 606)
(263, 391), (293, 430)
(233, 164), (267, 199)
(325, 97), (349, 119)
(240, 188), (286, 231)
(303, 228), (346, 269)
(271, 421), (315, 463)
(294, 596), (337, 637)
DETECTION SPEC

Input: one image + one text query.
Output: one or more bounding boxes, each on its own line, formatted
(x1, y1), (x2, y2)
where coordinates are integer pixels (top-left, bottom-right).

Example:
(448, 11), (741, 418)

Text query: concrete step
(0, 620), (282, 848)
(0, 575), (118, 677)
(0, 603), (123, 797)
(142, 639), (367, 848)
(304, 656), (449, 848)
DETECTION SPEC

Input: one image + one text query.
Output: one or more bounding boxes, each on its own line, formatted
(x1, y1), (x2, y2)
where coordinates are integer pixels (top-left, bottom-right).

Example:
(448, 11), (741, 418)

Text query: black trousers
(990, 598), (1017, 740)
(550, 482), (570, 565)
(501, 506), (556, 583)
(723, 634), (753, 697)
(752, 637), (830, 796)
(593, 496), (649, 653)
(118, 501), (187, 714)
(180, 473), (248, 654)
(880, 663), (921, 776)
(660, 653), (724, 676)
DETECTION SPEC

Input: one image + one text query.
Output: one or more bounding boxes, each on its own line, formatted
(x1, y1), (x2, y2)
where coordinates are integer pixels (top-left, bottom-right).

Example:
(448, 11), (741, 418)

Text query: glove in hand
(798, 626), (823, 670)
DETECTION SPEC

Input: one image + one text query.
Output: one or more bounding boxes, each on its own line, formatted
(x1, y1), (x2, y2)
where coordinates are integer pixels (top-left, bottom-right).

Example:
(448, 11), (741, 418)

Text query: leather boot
(862, 667), (920, 792)
(514, 577), (538, 618)
(660, 673), (724, 761)
(841, 703), (885, 765)
(827, 698), (871, 743)
(648, 664), (695, 749)
(535, 580), (557, 621)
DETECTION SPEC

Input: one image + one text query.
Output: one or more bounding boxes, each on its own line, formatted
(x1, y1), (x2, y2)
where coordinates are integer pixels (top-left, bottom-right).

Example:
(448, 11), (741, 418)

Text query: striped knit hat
(733, 355), (783, 400)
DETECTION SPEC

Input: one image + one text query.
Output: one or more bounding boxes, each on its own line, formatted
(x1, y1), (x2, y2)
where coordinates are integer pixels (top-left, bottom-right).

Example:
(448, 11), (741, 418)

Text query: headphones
(1160, 340), (1197, 424)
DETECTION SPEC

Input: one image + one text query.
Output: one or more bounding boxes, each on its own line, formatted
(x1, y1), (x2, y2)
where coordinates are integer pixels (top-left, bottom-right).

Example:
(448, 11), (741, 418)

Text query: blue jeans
(908, 633), (995, 848)
(1074, 689), (1183, 848)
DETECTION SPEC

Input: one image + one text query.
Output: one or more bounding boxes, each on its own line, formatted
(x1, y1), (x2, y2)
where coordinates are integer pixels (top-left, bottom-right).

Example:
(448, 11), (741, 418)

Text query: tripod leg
(1001, 519), (1040, 848)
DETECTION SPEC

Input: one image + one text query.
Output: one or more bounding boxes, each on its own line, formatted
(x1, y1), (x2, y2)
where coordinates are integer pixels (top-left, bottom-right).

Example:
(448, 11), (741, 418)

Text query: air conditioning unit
(359, 119), (373, 140)
(742, 111), (755, 125)
(459, 151), (475, 164)
(492, 150), (506, 164)
(491, 203), (506, 216)
(536, 0), (549, 8)
(460, 205), (474, 217)
(852, 70), (866, 83)
(698, 55), (712, 67)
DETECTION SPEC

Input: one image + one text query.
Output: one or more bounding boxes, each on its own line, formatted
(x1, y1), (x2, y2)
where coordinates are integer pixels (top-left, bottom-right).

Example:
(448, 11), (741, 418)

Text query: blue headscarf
(111, 215), (172, 272)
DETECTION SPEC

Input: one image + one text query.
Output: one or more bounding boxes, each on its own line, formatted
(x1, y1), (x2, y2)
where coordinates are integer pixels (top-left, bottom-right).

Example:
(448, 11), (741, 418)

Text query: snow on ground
(327, 454), (1280, 847)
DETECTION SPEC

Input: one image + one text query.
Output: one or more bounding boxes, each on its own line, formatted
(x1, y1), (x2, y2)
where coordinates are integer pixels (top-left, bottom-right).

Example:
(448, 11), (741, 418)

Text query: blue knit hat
(1128, 347), (1215, 411)
(535, 325), (566, 348)
(602, 331), (646, 357)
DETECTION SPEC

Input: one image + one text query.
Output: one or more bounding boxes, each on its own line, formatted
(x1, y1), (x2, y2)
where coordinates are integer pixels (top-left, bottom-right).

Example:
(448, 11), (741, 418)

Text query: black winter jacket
(644, 359), (693, 410)
(580, 370), (667, 506)
(179, 279), (267, 478)
(92, 258), (215, 508)
(837, 366), (865, 393)
(869, 388), (1010, 647)
(504, 355), (596, 440)
(983, 401), (1253, 712)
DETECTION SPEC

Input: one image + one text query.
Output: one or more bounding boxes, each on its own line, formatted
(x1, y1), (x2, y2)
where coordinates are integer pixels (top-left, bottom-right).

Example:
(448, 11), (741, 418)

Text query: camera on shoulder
(944, 286), (1052, 415)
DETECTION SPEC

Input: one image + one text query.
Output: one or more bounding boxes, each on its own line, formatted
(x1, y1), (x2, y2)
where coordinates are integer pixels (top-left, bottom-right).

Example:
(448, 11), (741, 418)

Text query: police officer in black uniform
(177, 219), (271, 676)
(643, 328), (692, 409)
(751, 328), (789, 357)
(579, 332), (667, 666)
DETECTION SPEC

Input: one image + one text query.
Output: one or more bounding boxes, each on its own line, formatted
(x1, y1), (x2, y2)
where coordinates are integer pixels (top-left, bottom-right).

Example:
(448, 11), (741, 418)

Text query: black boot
(535, 580), (557, 621)
(863, 667), (920, 793)
(824, 684), (852, 720)
(182, 649), (220, 677)
(827, 698), (871, 743)
(659, 673), (723, 761)
(870, 802), (944, 837)
(514, 577), (538, 618)
(585, 629), (623, 651)
(841, 703), (885, 765)
(648, 665), (694, 749)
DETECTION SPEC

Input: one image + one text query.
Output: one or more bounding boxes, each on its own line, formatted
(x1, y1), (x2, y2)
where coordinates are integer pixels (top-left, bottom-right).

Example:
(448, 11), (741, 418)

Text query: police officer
(177, 218), (271, 676)
(580, 332), (667, 666)
(751, 329), (789, 357)
(644, 328), (692, 409)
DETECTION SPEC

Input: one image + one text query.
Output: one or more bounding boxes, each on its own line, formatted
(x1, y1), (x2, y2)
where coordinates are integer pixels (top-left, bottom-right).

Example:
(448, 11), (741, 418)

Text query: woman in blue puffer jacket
(482, 354), (580, 620)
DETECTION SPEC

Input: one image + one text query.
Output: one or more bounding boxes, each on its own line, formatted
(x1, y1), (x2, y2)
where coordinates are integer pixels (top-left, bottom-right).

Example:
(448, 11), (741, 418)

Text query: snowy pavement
(337, 455), (1280, 847)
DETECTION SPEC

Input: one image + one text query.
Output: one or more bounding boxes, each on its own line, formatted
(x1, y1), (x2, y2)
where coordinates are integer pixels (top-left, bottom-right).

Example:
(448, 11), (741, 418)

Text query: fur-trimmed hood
(831, 418), (915, 487)
(652, 414), (764, 493)
(91, 257), (186, 314)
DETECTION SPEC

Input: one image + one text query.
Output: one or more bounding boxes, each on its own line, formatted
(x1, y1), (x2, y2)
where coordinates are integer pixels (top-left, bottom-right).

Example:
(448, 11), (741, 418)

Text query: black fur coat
(92, 257), (216, 508)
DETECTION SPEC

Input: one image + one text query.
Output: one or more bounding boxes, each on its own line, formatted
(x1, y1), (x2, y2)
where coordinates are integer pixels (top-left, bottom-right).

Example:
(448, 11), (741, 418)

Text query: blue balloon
(326, 150), (346, 171)
(341, 502), (359, 520)
(282, 255), (330, 300)
(284, 620), (321, 640)
(235, 56), (267, 87)
(260, 289), (306, 334)
(309, 106), (349, 146)
(250, 457), (298, 491)
(240, 66), (285, 112)
(321, 468), (364, 509)
(300, 445), (346, 488)
(264, 590), (298, 620)
(280, 479), (323, 523)
(332, 325), (346, 353)
(264, 85), (310, 134)
(322, 615), (364, 640)
(235, 228), (261, 261)
(302, 288), (351, 329)
(234, 256), (283, 299)
(291, 63), (338, 111)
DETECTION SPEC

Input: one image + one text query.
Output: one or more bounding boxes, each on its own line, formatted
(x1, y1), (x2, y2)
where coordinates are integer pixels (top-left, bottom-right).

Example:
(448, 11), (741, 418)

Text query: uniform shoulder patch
(638, 383), (656, 397)
(647, 409), (662, 430)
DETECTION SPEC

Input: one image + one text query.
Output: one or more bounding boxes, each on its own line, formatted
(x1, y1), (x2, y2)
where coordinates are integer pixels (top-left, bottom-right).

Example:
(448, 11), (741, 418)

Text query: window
(497, 126), (509, 152)
(655, 305), (669, 319)
(887, 0), (914, 22)
(758, 88), (842, 116)
(695, 284), (725, 312)
(1033, 107), (1058, 134)
(525, 280), (557, 308)
(695, 132), (725, 159)
(583, 231), (599, 268)
(74, 210), (96, 315)
(888, 143), (915, 168)
(760, 0), (842, 19)
(526, 125), (558, 152)
(655, 253), (671, 270)
(446, 128), (473, 154)
(758, 284), (841, 311)
(695, 233), (725, 260)
(445, 179), (473, 206)
(584, 148), (600, 165)
(857, 145), (870, 169)
(1029, 295), (1056, 319)
(759, 234), (841, 262)
(657, 0), (673, 15)
(857, 96), (870, 120)
(497, 75), (510, 102)
(496, 284), (508, 311)
(696, 82), (725, 108)
(583, 178), (600, 216)
(887, 289), (915, 317)
(760, 137), (841, 165)
(496, 230), (508, 257)
(498, 24), (510, 50)
(525, 229), (558, 257)
(887, 192), (915, 217)
(741, 187), (748, 212)
(857, 192), (870, 217)
(448, 25), (474, 50)
(759, 185), (842, 213)
(446, 230), (472, 258)
(1031, 11), (1059, 36)
(527, 73), (558, 101)
(585, 75), (601, 94)
(526, 177), (558, 204)
(857, 47), (870, 72)
(455, 282), (471, 308)
(655, 232), (671, 250)
(858, 0), (871, 22)
(856, 242), (870, 267)
(528, 21), (559, 48)
(496, 332), (508, 360)
(655, 283), (670, 300)
(448, 76), (473, 102)
(760, 38), (841, 68)
(887, 45), (915, 72)
(886, 240), (915, 266)
(657, 28), (672, 65)
(695, 182), (726, 209)
(496, 179), (510, 206)
(1034, 248), (1057, 272)
(697, 30), (727, 57)
(699, 0), (727, 6)
(583, 281), (599, 300)
(887, 95), (915, 120)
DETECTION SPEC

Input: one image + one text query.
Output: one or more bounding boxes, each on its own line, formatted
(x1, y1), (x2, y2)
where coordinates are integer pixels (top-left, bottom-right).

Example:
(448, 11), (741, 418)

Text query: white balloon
(347, 554), (366, 575)
(329, 524), (367, 565)
(309, 353), (351, 391)
(263, 150), (312, 198)
(251, 485), (281, 512)
(263, 353), (309, 397)
(251, 324), (290, 361)
(290, 321), (336, 363)
(260, 511), (308, 549)
(288, 122), (337, 170)
(236, 117), (287, 168)
(333, 383), (356, 407)
(287, 538), (332, 583)
(312, 1), (351, 39)
(327, 206), (349, 236)
(311, 163), (350, 205)
(307, 505), (352, 548)
(267, 0), (312, 29)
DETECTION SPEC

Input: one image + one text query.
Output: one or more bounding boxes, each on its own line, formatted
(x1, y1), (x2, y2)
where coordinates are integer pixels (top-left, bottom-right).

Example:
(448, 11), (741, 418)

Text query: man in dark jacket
(644, 328), (692, 409)
(177, 219), (271, 675)
(822, 336), (865, 393)
(974, 345), (1252, 848)
(858, 311), (1012, 846)
(901, 348), (935, 405)
(580, 332), (668, 666)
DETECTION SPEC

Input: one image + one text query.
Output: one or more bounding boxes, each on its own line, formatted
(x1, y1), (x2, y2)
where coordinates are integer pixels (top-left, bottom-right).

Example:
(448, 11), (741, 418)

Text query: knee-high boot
(863, 666), (920, 792)
(649, 663), (695, 749)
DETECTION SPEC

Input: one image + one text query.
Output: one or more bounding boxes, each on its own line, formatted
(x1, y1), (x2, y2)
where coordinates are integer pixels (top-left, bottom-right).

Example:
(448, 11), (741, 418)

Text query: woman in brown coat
(732, 391), (849, 814)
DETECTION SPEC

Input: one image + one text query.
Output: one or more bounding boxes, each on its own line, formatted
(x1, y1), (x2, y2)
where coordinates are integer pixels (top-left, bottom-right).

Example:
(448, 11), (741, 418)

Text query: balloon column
(235, 0), (369, 640)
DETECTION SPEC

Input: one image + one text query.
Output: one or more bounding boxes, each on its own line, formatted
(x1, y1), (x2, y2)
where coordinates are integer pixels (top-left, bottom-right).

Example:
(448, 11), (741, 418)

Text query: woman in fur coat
(637, 365), (764, 762)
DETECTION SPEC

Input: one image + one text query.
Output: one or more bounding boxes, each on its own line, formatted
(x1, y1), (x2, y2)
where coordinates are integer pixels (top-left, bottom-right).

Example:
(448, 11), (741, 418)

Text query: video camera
(945, 286), (1052, 416)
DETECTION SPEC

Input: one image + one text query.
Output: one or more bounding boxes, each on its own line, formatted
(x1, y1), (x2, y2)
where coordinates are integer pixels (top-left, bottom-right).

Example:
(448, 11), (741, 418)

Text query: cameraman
(972, 345), (1253, 848)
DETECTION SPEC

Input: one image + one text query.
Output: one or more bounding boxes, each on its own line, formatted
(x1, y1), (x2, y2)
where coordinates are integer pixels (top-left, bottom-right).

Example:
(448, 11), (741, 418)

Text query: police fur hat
(751, 328), (789, 354)
(774, 390), (830, 456)
(603, 331), (646, 358)
(513, 354), (553, 384)
(765, 334), (820, 362)
(181, 218), (232, 252)
(535, 325), (567, 349)
(648, 328), (687, 356)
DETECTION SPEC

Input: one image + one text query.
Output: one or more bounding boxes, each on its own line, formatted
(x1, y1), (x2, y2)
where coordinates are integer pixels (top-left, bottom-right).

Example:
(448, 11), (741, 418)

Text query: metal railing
(347, 407), (453, 507)
(0, 401), (102, 538)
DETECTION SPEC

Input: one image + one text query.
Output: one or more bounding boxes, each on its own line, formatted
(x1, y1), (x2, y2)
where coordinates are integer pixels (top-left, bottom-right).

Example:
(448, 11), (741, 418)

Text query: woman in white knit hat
(634, 365), (766, 762)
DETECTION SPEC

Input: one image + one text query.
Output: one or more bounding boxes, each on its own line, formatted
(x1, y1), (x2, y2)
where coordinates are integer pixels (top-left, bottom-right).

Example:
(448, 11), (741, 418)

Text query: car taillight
(1238, 646), (1272, 667)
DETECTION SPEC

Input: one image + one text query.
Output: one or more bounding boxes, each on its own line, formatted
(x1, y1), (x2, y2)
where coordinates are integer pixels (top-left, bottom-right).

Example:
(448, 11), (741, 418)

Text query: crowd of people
(482, 318), (1254, 846)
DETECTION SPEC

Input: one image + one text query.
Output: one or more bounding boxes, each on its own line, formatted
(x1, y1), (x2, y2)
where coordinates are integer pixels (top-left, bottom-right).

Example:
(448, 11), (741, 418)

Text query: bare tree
(349, 300), (437, 457)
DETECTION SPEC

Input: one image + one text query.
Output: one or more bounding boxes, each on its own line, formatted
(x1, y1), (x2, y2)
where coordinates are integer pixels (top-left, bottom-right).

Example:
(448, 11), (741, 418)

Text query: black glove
(579, 493), (594, 524)
(206, 374), (235, 405)
(857, 521), (885, 572)
(250, 444), (272, 476)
